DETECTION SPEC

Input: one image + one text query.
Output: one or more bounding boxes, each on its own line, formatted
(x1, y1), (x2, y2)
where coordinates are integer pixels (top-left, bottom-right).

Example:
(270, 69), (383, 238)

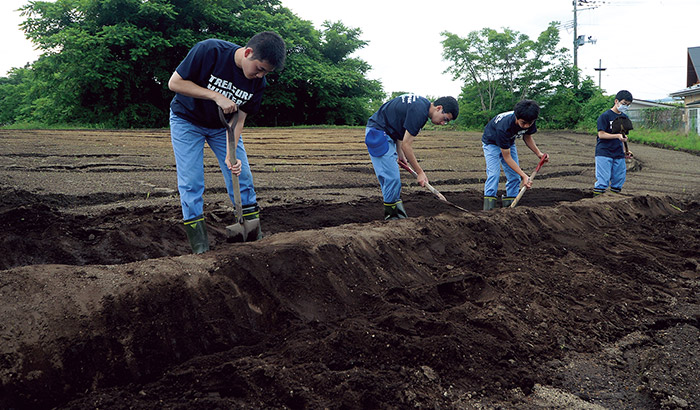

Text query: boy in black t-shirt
(365, 94), (459, 219)
(481, 100), (547, 210)
(594, 90), (633, 196)
(168, 32), (286, 253)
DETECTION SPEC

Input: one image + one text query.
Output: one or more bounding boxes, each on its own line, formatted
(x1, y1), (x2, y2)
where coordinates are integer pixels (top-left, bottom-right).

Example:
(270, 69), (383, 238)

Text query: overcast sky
(2, 0), (698, 101)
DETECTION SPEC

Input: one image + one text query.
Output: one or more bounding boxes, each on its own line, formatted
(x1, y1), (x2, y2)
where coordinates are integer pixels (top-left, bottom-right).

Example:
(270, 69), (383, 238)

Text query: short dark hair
(246, 31), (286, 71)
(434, 96), (459, 120)
(514, 99), (540, 122)
(615, 90), (633, 102)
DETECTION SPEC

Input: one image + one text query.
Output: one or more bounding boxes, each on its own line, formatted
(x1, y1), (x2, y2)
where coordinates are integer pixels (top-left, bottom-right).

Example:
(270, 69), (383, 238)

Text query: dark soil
(0, 128), (699, 409)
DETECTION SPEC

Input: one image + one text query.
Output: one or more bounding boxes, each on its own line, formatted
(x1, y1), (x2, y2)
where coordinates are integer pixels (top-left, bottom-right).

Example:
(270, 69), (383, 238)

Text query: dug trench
(1, 188), (699, 409)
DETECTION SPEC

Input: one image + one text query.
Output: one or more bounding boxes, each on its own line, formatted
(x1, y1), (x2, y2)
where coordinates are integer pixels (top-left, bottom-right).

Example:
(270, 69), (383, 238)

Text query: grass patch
(629, 127), (700, 153)
(571, 125), (699, 154)
(2, 121), (113, 130)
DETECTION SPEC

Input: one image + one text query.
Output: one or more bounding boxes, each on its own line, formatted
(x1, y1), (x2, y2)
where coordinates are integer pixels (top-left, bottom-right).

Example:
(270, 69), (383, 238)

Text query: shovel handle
(218, 107), (244, 223)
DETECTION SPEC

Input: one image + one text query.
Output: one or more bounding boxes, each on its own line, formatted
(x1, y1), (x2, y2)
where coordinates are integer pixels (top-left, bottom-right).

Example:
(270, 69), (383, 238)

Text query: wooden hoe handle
(510, 154), (548, 208)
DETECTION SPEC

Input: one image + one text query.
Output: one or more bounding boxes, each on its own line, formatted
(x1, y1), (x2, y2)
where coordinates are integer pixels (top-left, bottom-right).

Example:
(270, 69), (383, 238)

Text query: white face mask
(617, 103), (629, 114)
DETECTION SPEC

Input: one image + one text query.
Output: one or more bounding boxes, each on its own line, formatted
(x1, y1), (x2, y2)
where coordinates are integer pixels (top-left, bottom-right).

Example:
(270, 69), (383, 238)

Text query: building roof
(670, 83), (700, 98)
(687, 46), (700, 87)
(668, 47), (700, 100)
(630, 99), (678, 108)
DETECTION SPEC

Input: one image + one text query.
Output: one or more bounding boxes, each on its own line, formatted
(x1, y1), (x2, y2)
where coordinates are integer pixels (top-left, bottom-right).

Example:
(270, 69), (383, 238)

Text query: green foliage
(638, 107), (686, 131)
(0, 68), (32, 126)
(575, 92), (613, 131)
(257, 19), (383, 126)
(441, 22), (574, 120)
(455, 83), (511, 129)
(1, 0), (383, 128)
(538, 88), (582, 129)
(539, 78), (604, 129)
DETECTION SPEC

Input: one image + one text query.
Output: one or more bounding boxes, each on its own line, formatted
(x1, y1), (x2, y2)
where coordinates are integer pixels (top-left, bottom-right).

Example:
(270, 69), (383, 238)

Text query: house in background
(670, 46), (700, 107)
(626, 99), (678, 124)
(668, 46), (700, 134)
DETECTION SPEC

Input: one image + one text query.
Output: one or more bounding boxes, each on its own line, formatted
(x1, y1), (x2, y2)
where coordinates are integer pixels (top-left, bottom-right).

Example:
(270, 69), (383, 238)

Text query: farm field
(1, 127), (699, 409)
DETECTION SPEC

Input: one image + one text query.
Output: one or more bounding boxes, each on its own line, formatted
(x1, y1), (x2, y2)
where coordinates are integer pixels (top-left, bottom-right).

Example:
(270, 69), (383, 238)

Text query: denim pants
(595, 156), (626, 192)
(482, 142), (521, 197)
(367, 129), (401, 203)
(170, 110), (256, 221)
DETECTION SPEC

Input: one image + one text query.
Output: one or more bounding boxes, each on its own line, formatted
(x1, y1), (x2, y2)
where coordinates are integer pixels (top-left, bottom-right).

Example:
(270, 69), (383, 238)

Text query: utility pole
(573, 0), (578, 70)
(594, 59), (607, 88)
(572, 0), (599, 88)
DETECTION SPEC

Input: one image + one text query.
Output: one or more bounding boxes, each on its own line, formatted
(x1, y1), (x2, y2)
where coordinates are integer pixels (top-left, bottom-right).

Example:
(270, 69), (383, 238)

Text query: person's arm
(168, 71), (238, 114)
(523, 134), (547, 160)
(597, 130), (628, 142)
(400, 131), (428, 186)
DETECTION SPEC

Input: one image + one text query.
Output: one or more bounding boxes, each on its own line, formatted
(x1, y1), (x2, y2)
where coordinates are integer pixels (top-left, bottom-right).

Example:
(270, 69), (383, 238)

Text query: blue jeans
(594, 156), (626, 193)
(366, 128), (401, 203)
(482, 142), (521, 198)
(170, 110), (256, 221)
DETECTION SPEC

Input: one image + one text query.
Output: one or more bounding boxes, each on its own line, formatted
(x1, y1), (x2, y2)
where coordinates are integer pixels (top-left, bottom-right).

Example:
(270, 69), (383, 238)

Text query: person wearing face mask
(593, 90), (634, 196)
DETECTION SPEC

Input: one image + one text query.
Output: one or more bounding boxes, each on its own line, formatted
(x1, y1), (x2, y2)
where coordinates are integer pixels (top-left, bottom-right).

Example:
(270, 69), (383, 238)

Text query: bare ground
(0, 127), (699, 409)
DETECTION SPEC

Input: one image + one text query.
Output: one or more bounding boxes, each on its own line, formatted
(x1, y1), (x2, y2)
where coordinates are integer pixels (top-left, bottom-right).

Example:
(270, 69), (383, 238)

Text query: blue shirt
(482, 111), (537, 149)
(367, 94), (431, 141)
(596, 109), (627, 159)
(170, 39), (266, 129)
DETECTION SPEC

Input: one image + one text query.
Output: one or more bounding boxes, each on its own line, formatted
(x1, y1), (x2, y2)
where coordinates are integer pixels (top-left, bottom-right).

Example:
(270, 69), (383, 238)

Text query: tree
(260, 20), (384, 126)
(0, 67), (33, 126)
(6, 0), (383, 127)
(441, 22), (575, 127)
(539, 78), (604, 129)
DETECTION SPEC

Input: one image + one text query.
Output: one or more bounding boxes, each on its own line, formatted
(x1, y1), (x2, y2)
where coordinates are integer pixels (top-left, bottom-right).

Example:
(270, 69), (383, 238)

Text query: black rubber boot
(242, 203), (263, 241)
(483, 197), (497, 211)
(184, 215), (209, 254)
(384, 200), (408, 220)
(501, 196), (515, 208)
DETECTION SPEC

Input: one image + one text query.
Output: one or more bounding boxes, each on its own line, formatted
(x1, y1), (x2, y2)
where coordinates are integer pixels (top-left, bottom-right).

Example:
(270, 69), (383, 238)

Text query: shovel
(510, 153), (548, 208)
(397, 160), (469, 212)
(218, 107), (260, 242)
(612, 116), (634, 160)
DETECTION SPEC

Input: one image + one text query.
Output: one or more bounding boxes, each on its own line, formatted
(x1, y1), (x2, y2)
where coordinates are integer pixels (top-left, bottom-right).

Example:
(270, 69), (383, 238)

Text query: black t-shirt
(596, 109), (627, 158)
(481, 111), (537, 149)
(367, 94), (431, 141)
(170, 39), (266, 128)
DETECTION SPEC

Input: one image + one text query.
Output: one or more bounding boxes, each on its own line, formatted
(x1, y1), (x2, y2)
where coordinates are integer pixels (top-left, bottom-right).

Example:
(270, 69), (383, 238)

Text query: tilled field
(0, 127), (699, 409)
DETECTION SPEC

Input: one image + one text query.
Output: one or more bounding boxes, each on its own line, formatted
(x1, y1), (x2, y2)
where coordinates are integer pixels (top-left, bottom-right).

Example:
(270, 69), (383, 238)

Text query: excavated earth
(0, 127), (699, 409)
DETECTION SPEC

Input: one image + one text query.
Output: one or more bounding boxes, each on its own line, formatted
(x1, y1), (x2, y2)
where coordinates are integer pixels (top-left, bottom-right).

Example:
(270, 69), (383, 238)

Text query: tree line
(0, 0), (611, 129)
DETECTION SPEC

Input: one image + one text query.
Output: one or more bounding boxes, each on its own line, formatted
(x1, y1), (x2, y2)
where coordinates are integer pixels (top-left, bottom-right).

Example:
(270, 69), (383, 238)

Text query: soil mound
(0, 187), (586, 270)
(1, 191), (698, 409)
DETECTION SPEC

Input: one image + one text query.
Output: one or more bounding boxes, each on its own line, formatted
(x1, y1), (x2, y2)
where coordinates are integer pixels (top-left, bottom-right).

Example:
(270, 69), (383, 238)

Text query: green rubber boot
(384, 200), (408, 220)
(242, 203), (263, 241)
(501, 196), (515, 208)
(184, 215), (209, 254)
(483, 197), (497, 211)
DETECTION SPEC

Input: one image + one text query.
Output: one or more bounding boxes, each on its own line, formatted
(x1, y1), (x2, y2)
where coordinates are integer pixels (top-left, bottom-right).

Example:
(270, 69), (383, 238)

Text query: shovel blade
(225, 218), (261, 243)
(226, 222), (246, 243)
